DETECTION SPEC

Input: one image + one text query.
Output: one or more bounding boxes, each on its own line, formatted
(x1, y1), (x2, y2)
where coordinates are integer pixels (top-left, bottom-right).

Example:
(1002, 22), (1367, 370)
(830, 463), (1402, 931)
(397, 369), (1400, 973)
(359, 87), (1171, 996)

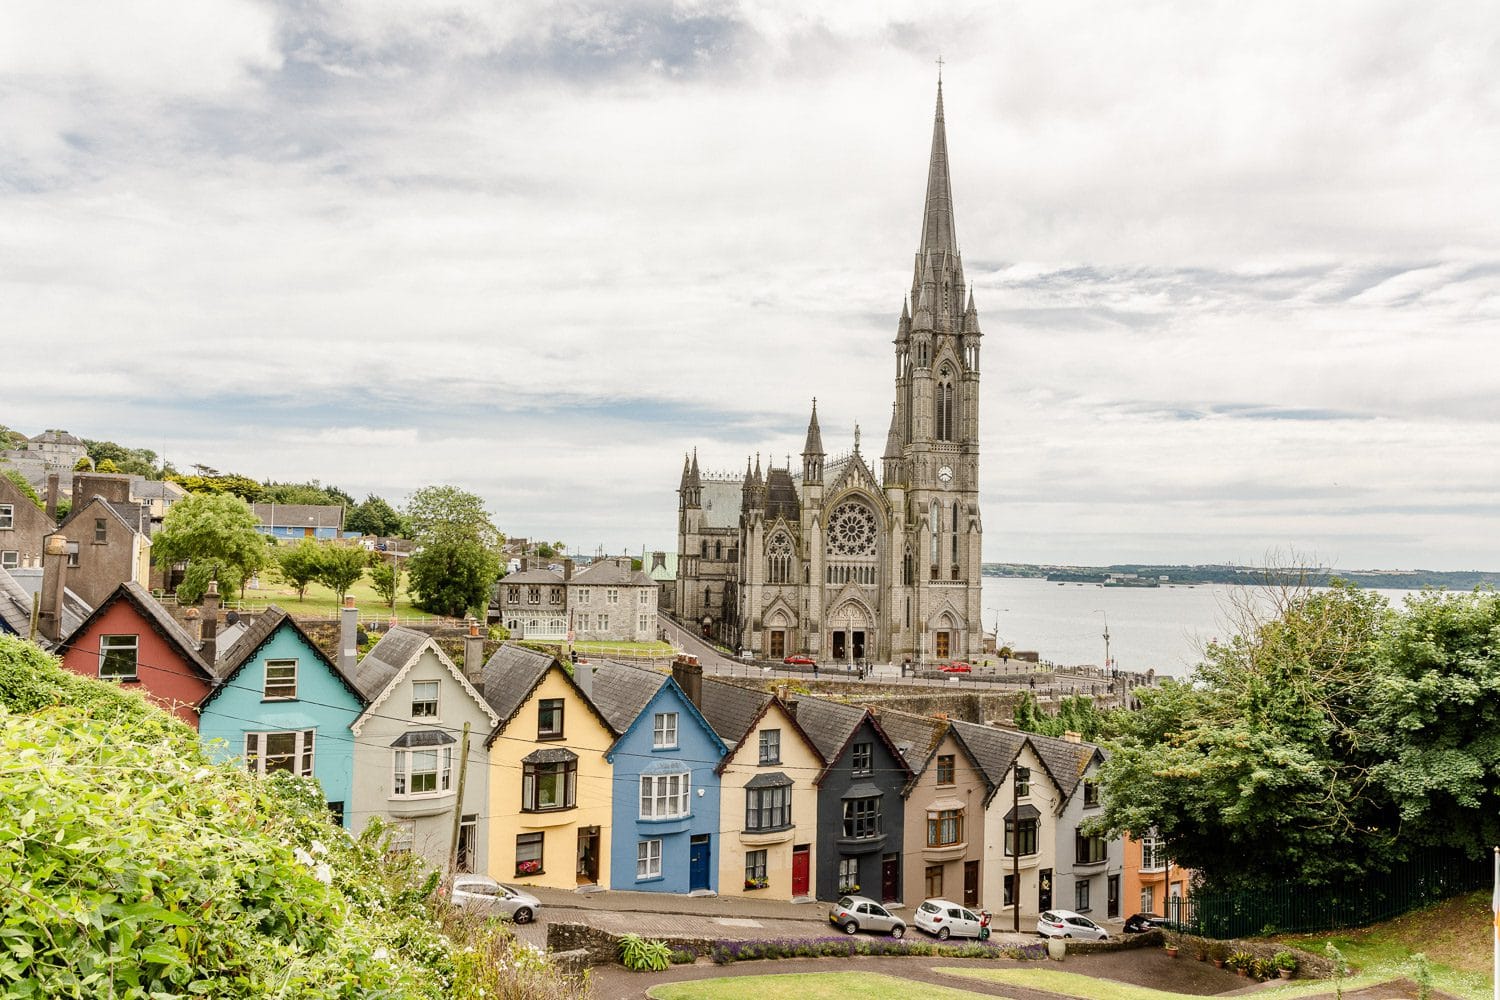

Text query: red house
(58, 581), (216, 727)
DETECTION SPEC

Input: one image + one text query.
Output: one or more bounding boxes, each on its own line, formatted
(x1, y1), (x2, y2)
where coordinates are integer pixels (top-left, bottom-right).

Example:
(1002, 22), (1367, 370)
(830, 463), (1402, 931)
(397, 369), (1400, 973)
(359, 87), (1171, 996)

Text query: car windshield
(837, 897), (854, 908)
(460, 881), (498, 896)
(1040, 911), (1058, 922)
(918, 901), (941, 914)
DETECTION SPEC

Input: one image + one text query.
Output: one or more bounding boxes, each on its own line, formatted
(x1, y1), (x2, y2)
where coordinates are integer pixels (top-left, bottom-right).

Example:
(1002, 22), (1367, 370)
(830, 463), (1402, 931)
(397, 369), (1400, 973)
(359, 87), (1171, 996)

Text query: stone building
(675, 80), (985, 666)
(496, 556), (659, 643)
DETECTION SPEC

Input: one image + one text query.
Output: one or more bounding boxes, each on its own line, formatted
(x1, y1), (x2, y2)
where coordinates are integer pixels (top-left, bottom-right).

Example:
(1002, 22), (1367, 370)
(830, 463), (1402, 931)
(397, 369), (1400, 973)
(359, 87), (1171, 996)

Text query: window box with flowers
(516, 858), (543, 876)
(744, 876), (770, 890)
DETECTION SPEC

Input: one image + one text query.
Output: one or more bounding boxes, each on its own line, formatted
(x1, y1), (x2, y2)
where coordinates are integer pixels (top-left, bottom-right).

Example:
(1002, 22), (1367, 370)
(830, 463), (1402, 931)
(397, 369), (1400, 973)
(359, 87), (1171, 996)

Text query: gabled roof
(55, 494), (148, 538)
(696, 674), (771, 747)
(251, 503), (344, 529)
(789, 696), (912, 786)
(572, 559), (653, 587)
(878, 710), (994, 799)
(480, 644), (616, 748)
(502, 568), (564, 585)
(1027, 731), (1104, 799)
(948, 719), (1028, 801)
(350, 625), (498, 736)
(199, 606), (366, 711)
(59, 581), (213, 681)
(593, 661), (727, 760)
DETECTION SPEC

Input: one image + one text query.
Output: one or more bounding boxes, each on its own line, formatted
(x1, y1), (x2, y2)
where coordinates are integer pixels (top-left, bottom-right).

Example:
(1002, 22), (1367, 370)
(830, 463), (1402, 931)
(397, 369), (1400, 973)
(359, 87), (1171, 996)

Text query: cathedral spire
(689, 448), (701, 488)
(883, 403), (902, 460)
(802, 398), (825, 457)
(918, 77), (957, 258)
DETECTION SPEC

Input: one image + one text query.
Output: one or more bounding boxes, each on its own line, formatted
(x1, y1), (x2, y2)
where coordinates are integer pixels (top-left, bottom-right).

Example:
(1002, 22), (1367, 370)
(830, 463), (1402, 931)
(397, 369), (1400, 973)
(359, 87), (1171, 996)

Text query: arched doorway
(829, 601), (873, 667)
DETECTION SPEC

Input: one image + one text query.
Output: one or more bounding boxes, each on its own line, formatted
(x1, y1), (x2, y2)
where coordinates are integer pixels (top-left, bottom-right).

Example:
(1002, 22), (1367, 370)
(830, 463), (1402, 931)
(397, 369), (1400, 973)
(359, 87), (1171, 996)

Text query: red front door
(792, 845), (810, 897)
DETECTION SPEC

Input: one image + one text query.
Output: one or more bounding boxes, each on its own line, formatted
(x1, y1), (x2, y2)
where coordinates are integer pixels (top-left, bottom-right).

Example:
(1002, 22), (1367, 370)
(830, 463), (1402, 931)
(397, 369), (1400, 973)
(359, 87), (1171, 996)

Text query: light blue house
(592, 659), (726, 893)
(199, 606), (366, 826)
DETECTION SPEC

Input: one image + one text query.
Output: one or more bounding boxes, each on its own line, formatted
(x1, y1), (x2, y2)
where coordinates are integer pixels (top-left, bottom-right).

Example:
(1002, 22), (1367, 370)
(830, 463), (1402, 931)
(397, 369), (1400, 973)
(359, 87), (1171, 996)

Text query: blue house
(198, 607), (366, 826)
(592, 659), (726, 893)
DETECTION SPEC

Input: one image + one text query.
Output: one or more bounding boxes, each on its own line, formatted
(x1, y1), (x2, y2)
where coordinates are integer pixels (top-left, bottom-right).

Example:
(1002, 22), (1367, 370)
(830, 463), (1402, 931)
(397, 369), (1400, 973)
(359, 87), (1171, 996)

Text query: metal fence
(1183, 848), (1489, 939)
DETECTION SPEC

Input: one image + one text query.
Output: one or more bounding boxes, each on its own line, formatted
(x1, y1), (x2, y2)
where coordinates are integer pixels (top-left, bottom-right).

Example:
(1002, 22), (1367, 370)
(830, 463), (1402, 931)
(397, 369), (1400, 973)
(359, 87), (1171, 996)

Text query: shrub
(1227, 950), (1254, 972)
(1251, 957), (1274, 980)
(708, 935), (1046, 966)
(1273, 950), (1299, 972)
(668, 949), (697, 965)
(618, 933), (672, 972)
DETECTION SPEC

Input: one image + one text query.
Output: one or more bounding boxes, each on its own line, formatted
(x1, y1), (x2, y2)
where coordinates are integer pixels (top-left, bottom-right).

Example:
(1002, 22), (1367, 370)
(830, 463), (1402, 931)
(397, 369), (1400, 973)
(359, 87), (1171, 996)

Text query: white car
(914, 898), (985, 940)
(1036, 909), (1108, 940)
(451, 874), (542, 924)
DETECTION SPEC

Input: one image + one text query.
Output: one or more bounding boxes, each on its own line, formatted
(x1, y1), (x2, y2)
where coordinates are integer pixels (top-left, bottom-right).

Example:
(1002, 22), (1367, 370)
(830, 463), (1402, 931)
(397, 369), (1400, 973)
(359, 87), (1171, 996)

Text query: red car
(784, 654), (816, 666)
(939, 661), (972, 673)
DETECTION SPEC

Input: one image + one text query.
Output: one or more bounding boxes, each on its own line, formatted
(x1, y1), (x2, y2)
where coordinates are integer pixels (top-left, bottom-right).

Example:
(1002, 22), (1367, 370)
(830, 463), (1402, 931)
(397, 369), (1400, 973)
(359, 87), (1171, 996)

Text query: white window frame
(98, 634), (139, 681)
(607, 588), (619, 605)
(638, 613), (651, 632)
(599, 613), (609, 631)
(578, 588), (591, 604)
(245, 730), (315, 777)
(758, 728), (780, 764)
(577, 612), (591, 630)
(0, 504), (12, 530)
(637, 838), (662, 880)
(411, 680), (440, 718)
(392, 746), (453, 797)
(0, 550), (17, 570)
(263, 658), (297, 700)
(638, 589), (650, 605)
(653, 712), (678, 749)
(639, 771), (690, 819)
(389, 820), (415, 855)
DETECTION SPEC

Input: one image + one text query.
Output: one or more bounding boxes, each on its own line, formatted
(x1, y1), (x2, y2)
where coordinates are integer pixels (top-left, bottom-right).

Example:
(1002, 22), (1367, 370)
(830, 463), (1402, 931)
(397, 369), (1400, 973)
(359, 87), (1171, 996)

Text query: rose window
(827, 502), (878, 556)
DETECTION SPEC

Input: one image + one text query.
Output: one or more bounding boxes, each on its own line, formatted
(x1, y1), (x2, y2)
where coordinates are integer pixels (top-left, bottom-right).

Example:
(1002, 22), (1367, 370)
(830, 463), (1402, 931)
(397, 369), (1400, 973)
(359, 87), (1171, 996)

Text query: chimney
(340, 596), (358, 674)
(463, 618), (485, 688)
(563, 558), (574, 581)
(45, 473), (59, 523)
(1063, 730), (1082, 744)
(671, 654), (703, 710)
(575, 658), (593, 700)
(520, 556), (529, 572)
(38, 534), (68, 641)
(200, 580), (220, 663)
(775, 685), (797, 719)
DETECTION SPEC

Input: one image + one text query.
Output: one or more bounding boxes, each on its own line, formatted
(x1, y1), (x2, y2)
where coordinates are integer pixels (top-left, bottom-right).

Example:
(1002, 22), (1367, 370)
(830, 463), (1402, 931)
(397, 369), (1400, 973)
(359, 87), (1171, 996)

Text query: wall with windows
(485, 666), (615, 890)
(715, 701), (821, 900)
(198, 622), (362, 825)
(813, 716), (908, 904)
(59, 596), (210, 727)
(899, 732), (987, 908)
(606, 680), (724, 894)
(350, 645), (496, 873)
(980, 742), (1060, 920)
(1047, 753), (1123, 923)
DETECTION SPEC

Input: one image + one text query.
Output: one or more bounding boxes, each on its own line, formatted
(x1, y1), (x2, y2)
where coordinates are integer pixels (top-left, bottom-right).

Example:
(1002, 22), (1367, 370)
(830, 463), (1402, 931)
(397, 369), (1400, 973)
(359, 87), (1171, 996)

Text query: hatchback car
(451, 875), (542, 924)
(827, 895), (906, 937)
(914, 898), (985, 940)
(939, 661), (972, 673)
(1037, 909), (1108, 940)
(1123, 912), (1165, 934)
(783, 654), (816, 666)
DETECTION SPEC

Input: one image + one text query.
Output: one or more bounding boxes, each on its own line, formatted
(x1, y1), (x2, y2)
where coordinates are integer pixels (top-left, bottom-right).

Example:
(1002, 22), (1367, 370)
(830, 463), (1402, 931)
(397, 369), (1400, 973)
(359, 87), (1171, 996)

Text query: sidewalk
(525, 883), (829, 923)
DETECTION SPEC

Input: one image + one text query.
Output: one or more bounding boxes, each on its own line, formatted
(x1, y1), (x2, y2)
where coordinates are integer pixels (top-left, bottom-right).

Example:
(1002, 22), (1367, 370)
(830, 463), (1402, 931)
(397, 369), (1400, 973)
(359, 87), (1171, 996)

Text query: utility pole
(447, 722), (472, 872)
(1011, 760), (1021, 932)
(1102, 613), (1111, 670)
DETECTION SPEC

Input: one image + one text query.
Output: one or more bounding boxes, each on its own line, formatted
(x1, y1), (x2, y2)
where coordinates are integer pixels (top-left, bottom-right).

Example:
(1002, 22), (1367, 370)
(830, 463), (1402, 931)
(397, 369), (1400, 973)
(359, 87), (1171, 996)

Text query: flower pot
(1196, 953), (1207, 962)
(1212, 959), (1225, 969)
(1278, 969), (1294, 980)
(1236, 969), (1248, 978)
(1046, 937), (1067, 961)
(1165, 947), (1179, 958)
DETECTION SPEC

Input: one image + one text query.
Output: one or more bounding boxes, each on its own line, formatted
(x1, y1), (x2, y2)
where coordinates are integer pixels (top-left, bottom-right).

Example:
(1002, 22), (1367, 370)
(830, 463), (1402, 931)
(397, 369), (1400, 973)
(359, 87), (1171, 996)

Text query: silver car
(1037, 909), (1108, 940)
(451, 874), (542, 924)
(827, 895), (906, 937)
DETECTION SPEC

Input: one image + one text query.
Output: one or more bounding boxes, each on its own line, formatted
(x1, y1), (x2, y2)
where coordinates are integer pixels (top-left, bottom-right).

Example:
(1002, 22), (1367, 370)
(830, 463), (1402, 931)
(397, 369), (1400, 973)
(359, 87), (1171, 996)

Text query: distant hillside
(983, 562), (1500, 590)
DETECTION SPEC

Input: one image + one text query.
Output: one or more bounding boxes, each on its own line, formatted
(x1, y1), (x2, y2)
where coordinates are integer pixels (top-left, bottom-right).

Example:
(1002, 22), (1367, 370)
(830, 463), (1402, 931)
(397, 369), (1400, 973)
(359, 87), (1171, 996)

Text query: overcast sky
(3, 1), (1498, 570)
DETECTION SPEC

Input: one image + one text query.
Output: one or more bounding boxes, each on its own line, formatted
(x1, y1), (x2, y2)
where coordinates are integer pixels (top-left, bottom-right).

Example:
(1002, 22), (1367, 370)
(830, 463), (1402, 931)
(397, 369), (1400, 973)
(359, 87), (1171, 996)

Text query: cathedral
(675, 79), (984, 666)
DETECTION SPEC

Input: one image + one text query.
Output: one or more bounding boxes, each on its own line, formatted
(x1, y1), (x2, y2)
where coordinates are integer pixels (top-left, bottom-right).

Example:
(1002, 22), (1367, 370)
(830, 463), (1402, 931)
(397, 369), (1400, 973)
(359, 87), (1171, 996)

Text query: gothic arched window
(935, 365), (955, 441)
(952, 501), (961, 579)
(714, 540), (722, 560)
(767, 533), (792, 584)
(700, 541), (707, 558)
(929, 500), (940, 576)
(903, 545), (913, 585)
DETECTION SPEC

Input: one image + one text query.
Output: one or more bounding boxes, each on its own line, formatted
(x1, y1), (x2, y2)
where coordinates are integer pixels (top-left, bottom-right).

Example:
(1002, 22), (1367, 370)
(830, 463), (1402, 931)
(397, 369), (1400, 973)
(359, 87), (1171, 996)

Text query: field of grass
(647, 972), (993, 1000)
(935, 966), (1383, 1000)
(232, 570), (439, 620)
(1272, 889), (1494, 1000)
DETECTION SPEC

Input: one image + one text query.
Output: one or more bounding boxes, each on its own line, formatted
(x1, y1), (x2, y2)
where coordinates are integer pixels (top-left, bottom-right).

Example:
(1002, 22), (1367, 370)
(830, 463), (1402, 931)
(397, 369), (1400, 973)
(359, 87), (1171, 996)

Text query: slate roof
(0, 567), (32, 635)
(763, 467), (800, 523)
(61, 582), (212, 679)
(589, 660), (668, 734)
(876, 710), (948, 771)
(201, 606), (366, 710)
(696, 674), (772, 748)
(251, 503), (345, 529)
(698, 480), (743, 529)
(351, 625), (428, 702)
(572, 559), (654, 587)
(503, 568), (564, 585)
(786, 695), (867, 762)
(1028, 731), (1101, 798)
(949, 719), (1030, 805)
(477, 642), (555, 727)
(58, 495), (148, 537)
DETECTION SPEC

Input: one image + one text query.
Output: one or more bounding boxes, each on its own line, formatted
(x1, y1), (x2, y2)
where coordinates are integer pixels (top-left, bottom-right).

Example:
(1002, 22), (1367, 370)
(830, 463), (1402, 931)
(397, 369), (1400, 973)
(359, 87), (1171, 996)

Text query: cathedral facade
(675, 81), (984, 666)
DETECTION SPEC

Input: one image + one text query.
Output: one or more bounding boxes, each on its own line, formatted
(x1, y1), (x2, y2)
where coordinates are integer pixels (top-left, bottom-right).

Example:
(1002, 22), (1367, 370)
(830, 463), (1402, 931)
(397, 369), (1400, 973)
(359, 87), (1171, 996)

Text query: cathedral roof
(764, 467), (799, 522)
(699, 479), (743, 529)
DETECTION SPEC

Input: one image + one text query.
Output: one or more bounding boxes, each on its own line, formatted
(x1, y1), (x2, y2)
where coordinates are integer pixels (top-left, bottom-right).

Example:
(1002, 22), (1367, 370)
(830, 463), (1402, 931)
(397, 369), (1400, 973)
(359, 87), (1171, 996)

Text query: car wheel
(514, 907), (534, 925)
(842, 920), (858, 935)
(1063, 933), (1072, 939)
(937, 927), (951, 940)
(890, 925), (905, 939)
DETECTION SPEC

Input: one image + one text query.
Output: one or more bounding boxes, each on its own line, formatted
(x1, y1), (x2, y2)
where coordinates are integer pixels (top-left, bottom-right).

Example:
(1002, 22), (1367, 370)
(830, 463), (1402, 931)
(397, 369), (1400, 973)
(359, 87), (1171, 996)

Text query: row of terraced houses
(1, 572), (1185, 922)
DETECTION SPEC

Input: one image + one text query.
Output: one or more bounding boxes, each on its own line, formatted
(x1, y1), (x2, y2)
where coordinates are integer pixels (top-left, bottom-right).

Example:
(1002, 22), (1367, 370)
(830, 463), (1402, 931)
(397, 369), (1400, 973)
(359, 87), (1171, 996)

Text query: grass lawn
(935, 966), (1384, 1000)
(647, 972), (998, 1000)
(233, 570), (439, 620)
(572, 640), (676, 656)
(1270, 890), (1493, 1000)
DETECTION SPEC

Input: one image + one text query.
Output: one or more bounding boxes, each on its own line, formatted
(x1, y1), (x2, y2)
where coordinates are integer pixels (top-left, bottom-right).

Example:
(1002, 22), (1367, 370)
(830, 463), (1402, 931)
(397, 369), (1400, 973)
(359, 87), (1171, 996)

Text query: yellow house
(481, 646), (616, 890)
(698, 678), (824, 900)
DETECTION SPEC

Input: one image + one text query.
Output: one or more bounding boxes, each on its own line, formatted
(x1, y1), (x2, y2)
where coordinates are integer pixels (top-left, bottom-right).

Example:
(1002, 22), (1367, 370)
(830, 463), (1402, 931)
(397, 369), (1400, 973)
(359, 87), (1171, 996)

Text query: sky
(3, 1), (1498, 570)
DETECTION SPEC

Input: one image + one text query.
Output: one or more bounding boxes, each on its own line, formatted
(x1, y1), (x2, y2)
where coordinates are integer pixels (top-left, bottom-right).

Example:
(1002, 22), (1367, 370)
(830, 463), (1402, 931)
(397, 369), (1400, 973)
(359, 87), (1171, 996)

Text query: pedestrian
(812, 660), (819, 678)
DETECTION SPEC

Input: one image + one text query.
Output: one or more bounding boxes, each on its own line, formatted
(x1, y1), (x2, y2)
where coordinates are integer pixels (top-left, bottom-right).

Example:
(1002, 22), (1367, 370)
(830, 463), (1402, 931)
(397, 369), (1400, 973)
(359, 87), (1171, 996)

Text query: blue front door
(689, 835), (711, 891)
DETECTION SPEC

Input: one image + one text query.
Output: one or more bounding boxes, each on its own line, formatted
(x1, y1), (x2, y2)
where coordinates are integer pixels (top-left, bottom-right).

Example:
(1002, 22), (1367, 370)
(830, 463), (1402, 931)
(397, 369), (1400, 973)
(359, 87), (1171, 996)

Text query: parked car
(1037, 909), (1108, 940)
(783, 654), (816, 666)
(1123, 912), (1165, 934)
(914, 898), (985, 940)
(451, 875), (542, 924)
(939, 661), (972, 673)
(827, 895), (906, 937)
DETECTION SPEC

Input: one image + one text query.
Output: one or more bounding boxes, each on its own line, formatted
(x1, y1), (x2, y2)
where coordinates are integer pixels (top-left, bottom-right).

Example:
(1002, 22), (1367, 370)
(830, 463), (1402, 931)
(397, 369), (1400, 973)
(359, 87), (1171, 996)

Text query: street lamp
(1092, 609), (1111, 671)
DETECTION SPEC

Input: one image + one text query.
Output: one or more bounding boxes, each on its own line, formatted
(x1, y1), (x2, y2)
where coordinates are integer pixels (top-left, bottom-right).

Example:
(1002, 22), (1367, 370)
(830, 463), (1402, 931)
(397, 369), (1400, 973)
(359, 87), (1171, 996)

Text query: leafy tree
(314, 544), (368, 603)
(95, 457), (119, 473)
(404, 485), (502, 618)
(0, 424), (25, 451)
(168, 473), (265, 501)
(346, 494), (405, 538)
(535, 542), (556, 559)
(2, 468), (42, 509)
(73, 456), (93, 471)
(53, 499), (70, 523)
(370, 558), (402, 608)
(261, 480), (353, 507)
(153, 492), (272, 602)
(83, 439), (159, 477)
(277, 540), (325, 601)
(1012, 691), (1119, 743)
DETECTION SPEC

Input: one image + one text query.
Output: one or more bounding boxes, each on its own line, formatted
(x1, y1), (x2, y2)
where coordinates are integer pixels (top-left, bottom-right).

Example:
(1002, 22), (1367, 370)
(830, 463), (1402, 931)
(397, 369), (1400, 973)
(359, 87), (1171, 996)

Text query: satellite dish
(225, 611), (240, 625)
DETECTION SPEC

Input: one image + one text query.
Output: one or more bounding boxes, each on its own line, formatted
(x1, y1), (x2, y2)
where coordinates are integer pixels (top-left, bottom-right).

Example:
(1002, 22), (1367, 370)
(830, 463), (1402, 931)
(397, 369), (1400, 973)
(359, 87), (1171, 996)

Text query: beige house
(44, 494), (152, 611)
(698, 677), (823, 900)
(0, 474), (53, 570)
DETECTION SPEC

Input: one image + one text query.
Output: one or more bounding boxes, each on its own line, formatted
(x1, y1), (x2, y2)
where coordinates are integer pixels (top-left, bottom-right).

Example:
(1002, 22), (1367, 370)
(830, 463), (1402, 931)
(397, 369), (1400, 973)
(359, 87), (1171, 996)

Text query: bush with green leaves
(617, 934), (672, 972)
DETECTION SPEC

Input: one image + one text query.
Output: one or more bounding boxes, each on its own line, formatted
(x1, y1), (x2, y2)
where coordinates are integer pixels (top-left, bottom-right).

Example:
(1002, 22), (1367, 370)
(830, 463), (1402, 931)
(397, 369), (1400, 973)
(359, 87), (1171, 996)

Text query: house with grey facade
(496, 556), (658, 643)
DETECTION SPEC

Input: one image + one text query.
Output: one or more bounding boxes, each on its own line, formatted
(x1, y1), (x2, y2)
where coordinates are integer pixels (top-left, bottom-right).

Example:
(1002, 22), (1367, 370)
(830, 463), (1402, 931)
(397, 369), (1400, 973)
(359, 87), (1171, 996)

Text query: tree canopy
(3, 468), (42, 509)
(167, 473), (265, 502)
(153, 492), (271, 601)
(345, 494), (405, 538)
(260, 480), (353, 507)
(1093, 583), (1500, 893)
(83, 439), (162, 478)
(314, 544), (368, 603)
(276, 540), (324, 601)
(403, 485), (502, 618)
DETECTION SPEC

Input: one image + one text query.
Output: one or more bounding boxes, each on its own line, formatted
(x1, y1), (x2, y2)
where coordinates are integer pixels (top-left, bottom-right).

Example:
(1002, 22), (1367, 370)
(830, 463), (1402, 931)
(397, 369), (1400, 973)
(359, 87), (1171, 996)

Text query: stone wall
(545, 922), (718, 968)
(1171, 933), (1334, 978)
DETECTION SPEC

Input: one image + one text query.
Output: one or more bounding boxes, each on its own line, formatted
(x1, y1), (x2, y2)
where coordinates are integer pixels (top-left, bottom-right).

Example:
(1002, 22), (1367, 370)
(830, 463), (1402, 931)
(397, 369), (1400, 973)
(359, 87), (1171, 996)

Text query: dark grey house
(793, 697), (912, 903)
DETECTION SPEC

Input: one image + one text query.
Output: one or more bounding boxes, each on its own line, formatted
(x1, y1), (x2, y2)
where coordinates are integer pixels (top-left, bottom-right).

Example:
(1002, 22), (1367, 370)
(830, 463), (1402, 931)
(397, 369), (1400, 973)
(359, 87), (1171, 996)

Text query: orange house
(1120, 830), (1192, 922)
(58, 582), (216, 727)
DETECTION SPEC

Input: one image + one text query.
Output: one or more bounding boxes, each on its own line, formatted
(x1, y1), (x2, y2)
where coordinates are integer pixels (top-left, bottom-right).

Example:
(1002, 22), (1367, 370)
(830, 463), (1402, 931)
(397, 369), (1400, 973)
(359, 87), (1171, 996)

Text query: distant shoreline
(982, 563), (1500, 591)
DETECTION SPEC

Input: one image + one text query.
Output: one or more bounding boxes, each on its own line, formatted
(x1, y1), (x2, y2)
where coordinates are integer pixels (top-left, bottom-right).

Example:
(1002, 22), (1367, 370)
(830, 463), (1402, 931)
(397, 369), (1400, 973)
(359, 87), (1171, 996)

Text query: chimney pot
(1063, 730), (1082, 743)
(463, 616), (485, 686)
(340, 597), (358, 673)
